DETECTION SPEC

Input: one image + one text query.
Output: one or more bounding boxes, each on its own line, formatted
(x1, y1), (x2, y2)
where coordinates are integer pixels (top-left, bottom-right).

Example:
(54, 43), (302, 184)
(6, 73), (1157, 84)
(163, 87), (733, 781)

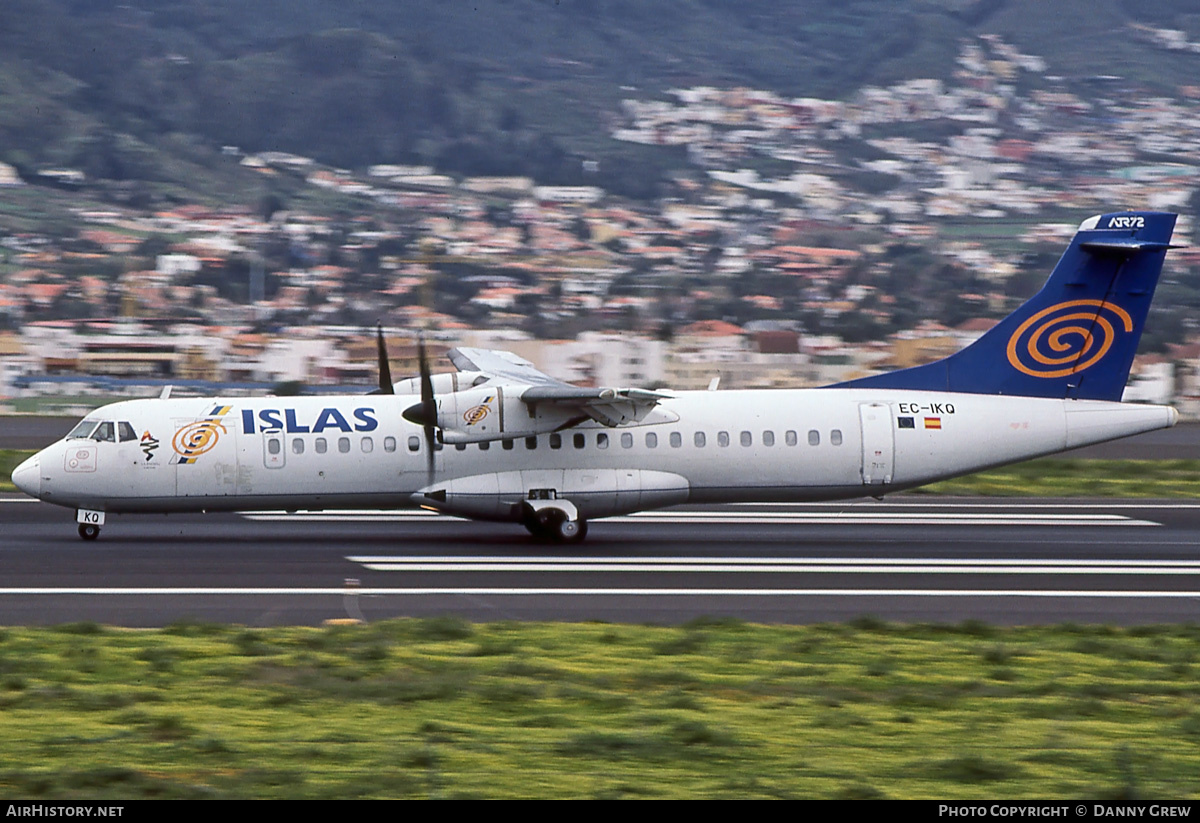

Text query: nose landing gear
(76, 509), (105, 541)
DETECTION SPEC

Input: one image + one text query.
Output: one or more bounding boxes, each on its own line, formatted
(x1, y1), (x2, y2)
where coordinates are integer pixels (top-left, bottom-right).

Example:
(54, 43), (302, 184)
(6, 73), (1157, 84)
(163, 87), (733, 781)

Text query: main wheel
(523, 509), (588, 543)
(78, 523), (100, 541)
(554, 517), (588, 543)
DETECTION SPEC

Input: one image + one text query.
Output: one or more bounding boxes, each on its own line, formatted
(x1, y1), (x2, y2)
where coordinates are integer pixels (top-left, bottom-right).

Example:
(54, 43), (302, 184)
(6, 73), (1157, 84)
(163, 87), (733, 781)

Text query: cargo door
(859, 403), (894, 485)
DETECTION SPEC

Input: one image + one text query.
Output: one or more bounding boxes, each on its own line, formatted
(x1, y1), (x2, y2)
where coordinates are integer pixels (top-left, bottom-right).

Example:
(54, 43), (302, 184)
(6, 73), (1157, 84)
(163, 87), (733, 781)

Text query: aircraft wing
(447, 347), (671, 426)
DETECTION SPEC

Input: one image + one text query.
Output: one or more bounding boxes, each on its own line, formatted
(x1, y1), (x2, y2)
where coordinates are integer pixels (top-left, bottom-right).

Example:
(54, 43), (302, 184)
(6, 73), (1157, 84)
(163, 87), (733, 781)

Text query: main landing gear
(524, 510), (589, 543)
(522, 494), (588, 544)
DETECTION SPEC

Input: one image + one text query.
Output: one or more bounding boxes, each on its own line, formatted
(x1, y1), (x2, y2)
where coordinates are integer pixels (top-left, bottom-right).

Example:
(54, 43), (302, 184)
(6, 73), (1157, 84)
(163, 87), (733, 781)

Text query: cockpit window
(91, 422), (115, 442)
(67, 421), (99, 439)
(118, 422), (137, 442)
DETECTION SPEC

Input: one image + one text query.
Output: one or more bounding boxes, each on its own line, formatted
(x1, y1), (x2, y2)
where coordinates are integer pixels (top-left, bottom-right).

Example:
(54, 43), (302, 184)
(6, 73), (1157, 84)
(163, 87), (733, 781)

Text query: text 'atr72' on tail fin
(832, 211), (1177, 401)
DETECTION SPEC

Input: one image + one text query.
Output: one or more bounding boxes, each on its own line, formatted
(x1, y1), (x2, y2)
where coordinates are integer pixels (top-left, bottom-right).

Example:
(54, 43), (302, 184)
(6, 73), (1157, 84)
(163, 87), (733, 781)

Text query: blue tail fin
(833, 211), (1177, 401)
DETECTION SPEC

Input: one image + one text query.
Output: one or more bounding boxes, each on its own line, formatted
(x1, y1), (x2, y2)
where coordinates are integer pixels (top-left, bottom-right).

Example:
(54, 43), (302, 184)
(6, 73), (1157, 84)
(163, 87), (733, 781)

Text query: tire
(78, 523), (100, 541)
(523, 509), (587, 543)
(555, 517), (588, 544)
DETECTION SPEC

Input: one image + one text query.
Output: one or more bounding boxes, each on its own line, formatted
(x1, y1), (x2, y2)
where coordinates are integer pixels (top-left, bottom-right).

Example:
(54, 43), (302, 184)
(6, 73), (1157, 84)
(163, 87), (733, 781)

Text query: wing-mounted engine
(398, 343), (677, 445)
(392, 371), (487, 397)
(432, 384), (679, 444)
(434, 385), (574, 444)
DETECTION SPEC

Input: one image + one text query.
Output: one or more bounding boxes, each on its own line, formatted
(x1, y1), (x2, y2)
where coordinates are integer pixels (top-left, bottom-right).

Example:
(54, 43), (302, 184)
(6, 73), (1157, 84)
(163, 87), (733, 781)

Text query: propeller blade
(418, 334), (436, 481)
(375, 324), (394, 394)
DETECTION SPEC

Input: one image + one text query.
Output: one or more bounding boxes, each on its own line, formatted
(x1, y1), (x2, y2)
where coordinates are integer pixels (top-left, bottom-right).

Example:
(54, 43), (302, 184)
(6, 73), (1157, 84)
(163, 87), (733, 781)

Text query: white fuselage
(14, 389), (1177, 522)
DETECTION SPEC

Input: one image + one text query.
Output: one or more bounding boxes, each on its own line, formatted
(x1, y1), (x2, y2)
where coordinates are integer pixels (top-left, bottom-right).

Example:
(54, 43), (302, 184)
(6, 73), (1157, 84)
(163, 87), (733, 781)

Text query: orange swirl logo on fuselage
(1006, 300), (1133, 378)
(172, 419), (226, 458)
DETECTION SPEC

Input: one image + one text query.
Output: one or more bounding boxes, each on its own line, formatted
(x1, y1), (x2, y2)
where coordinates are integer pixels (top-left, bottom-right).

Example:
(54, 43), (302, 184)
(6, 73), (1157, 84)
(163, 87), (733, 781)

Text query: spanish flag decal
(924, 417), (942, 430)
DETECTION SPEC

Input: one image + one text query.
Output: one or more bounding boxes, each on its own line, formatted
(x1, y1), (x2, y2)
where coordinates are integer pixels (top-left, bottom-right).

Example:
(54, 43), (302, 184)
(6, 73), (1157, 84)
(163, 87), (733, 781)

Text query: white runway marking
(241, 509), (1161, 527)
(345, 556), (1200, 574)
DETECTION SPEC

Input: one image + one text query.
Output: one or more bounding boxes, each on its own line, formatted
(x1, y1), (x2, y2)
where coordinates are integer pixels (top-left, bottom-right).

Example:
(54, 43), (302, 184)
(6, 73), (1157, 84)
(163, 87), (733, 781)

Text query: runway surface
(3, 495), (1199, 626)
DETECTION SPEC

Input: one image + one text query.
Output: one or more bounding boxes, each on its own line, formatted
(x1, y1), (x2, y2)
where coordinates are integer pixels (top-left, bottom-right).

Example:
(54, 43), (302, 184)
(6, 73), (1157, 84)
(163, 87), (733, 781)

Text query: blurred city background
(3, 1), (1200, 415)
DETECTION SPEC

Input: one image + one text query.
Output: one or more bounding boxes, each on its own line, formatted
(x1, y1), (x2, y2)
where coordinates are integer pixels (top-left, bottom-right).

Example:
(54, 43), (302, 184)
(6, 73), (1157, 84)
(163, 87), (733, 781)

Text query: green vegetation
(0, 618), (1198, 798)
(922, 458), (1200, 498)
(4, 1), (1200, 203)
(0, 450), (30, 489)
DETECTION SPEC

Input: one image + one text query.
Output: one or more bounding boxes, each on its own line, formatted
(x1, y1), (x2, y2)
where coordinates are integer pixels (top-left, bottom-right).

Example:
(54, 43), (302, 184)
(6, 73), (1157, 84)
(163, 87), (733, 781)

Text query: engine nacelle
(437, 386), (577, 443)
(393, 371), (486, 396)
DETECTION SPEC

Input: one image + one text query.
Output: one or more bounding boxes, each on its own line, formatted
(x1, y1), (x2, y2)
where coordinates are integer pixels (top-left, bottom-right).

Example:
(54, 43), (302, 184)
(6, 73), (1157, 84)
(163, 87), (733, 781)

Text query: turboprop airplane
(10, 210), (1182, 542)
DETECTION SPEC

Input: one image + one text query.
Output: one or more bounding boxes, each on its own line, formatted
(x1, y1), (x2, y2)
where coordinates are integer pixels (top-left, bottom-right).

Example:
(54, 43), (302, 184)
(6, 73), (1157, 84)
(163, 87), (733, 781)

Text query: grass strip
(0, 618), (1198, 798)
(920, 458), (1200, 498)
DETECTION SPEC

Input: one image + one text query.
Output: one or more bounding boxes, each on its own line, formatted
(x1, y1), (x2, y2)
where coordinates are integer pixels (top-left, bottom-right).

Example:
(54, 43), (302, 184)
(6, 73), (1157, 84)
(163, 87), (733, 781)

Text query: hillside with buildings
(3, 4), (1200, 414)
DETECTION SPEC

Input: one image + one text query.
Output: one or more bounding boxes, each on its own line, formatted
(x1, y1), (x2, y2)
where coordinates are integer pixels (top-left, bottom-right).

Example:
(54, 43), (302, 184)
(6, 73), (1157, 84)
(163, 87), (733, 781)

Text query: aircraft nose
(11, 454), (41, 498)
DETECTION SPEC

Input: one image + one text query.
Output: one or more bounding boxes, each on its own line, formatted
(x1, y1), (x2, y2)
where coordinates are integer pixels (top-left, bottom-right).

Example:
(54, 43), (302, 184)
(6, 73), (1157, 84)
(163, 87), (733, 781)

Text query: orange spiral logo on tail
(1006, 300), (1133, 378)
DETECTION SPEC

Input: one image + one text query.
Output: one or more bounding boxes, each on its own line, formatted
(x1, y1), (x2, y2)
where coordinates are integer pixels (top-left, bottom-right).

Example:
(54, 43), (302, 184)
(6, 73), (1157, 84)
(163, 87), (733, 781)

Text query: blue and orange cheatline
(1005, 299), (1134, 379)
(170, 405), (232, 465)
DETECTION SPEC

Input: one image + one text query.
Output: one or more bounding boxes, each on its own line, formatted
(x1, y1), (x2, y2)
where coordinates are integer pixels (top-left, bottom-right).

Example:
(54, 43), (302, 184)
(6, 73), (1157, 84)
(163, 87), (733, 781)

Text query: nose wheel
(78, 523), (100, 541)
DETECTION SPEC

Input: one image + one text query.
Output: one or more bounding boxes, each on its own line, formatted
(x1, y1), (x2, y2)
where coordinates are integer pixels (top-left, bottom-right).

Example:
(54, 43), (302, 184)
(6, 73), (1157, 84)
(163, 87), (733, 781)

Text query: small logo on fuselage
(140, 430), (160, 462)
(463, 396), (494, 426)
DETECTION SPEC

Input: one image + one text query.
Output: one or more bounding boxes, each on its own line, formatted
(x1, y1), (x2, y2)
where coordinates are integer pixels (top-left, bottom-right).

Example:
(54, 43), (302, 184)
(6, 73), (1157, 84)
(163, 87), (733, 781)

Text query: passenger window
(597, 433), (609, 449)
(118, 422), (137, 442)
(831, 429), (843, 446)
(694, 432), (706, 448)
(808, 430), (820, 446)
(408, 436), (420, 452)
(267, 438), (281, 455)
(316, 437), (328, 454)
(574, 433), (585, 449)
(338, 437), (350, 453)
(718, 431), (730, 447)
(740, 431), (752, 447)
(292, 438), (304, 455)
(646, 432), (657, 448)
(621, 432), (633, 448)
(384, 436), (396, 453)
(362, 437), (374, 453)
(763, 431), (775, 447)
(92, 422), (115, 442)
(785, 430), (798, 446)
(669, 432), (682, 448)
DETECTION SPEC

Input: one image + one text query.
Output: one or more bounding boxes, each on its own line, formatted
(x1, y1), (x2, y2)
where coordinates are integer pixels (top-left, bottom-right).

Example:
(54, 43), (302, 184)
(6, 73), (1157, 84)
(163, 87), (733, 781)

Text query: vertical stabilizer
(834, 211), (1176, 400)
